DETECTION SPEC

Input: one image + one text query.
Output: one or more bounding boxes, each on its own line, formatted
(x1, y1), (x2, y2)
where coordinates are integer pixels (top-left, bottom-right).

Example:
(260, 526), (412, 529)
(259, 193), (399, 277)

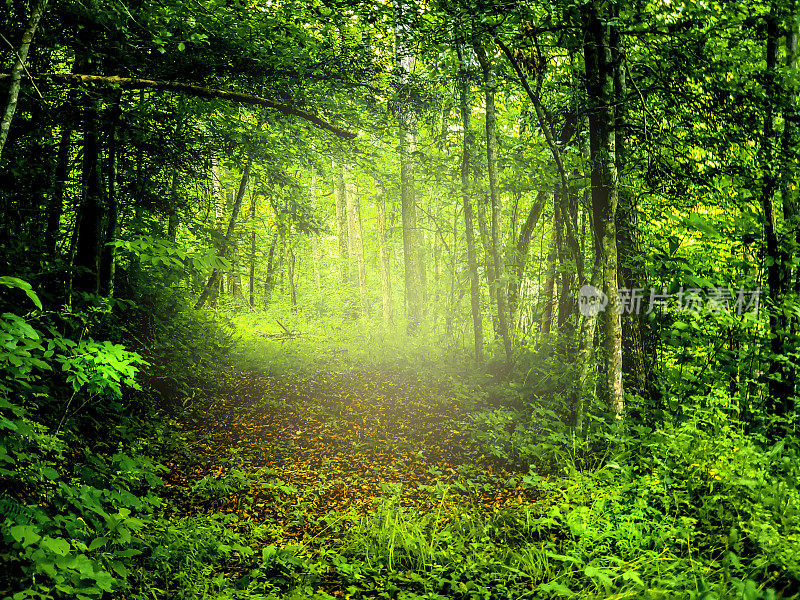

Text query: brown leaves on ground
(165, 367), (534, 540)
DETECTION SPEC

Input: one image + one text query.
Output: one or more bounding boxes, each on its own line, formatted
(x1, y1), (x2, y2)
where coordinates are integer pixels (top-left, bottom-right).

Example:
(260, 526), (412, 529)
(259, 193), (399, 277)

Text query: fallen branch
(0, 72), (357, 139)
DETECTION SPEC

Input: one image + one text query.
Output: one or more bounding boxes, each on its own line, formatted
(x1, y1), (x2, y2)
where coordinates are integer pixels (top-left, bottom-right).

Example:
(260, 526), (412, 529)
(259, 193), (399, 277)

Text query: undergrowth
(2, 287), (798, 599)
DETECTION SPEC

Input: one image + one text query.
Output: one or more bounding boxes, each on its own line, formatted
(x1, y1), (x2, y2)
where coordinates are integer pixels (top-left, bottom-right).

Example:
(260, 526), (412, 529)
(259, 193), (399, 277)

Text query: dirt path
(169, 366), (527, 527)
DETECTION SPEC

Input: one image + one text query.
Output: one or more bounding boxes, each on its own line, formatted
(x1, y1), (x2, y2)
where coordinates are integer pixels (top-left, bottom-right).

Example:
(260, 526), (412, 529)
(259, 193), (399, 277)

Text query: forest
(1, 0), (800, 597)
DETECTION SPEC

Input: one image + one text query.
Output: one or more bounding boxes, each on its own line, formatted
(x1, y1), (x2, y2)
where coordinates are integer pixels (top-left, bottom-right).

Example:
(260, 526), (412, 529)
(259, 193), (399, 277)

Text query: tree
(457, 41), (484, 362)
(474, 41), (512, 364)
(582, 0), (623, 422)
(394, 0), (424, 332)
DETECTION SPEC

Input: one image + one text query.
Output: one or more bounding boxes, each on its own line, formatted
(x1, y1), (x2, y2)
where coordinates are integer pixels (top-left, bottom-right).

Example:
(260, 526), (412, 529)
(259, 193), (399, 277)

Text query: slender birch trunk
(0, 0), (49, 159)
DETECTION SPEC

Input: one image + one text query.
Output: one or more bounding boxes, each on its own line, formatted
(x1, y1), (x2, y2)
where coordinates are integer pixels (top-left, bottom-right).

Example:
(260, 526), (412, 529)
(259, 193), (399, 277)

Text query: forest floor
(164, 362), (534, 539)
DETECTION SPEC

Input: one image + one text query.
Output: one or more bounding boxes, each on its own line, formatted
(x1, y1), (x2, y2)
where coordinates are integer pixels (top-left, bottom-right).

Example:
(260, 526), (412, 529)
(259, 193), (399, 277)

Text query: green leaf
(9, 524), (41, 547)
(41, 536), (70, 556)
(622, 570), (644, 586)
(539, 581), (574, 596)
(0, 277), (42, 309)
(41, 466), (59, 480)
(88, 537), (108, 551)
(584, 565), (613, 588)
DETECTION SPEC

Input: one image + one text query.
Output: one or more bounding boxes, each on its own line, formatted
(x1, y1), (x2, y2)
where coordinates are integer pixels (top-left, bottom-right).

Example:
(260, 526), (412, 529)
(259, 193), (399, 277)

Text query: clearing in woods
(166, 355), (535, 539)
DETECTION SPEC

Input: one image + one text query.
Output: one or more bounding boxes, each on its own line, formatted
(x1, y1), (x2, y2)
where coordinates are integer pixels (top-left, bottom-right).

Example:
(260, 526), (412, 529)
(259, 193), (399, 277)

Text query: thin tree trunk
(249, 188), (257, 309)
(508, 190), (547, 320)
(72, 96), (104, 295)
(782, 16), (799, 400)
(99, 99), (121, 297)
(195, 159), (252, 310)
(476, 201), (498, 336)
(556, 189), (578, 335)
(583, 0), (623, 422)
(0, 0), (48, 160)
(575, 261), (603, 435)
(264, 228), (278, 306)
(474, 42), (512, 364)
(377, 186), (393, 324)
(287, 243), (297, 309)
(309, 172), (322, 291)
(344, 161), (367, 316)
(45, 124), (72, 260)
(540, 205), (559, 339)
(457, 42), (484, 360)
(394, 0), (423, 332)
(333, 158), (349, 285)
(761, 5), (793, 421)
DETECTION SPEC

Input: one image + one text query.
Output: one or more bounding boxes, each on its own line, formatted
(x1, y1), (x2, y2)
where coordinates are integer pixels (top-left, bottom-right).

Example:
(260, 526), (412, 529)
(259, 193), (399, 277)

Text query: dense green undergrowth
(1, 293), (799, 599)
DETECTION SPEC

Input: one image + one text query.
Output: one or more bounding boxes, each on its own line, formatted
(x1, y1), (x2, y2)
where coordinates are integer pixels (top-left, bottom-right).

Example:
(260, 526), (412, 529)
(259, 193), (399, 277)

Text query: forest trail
(169, 366), (529, 532)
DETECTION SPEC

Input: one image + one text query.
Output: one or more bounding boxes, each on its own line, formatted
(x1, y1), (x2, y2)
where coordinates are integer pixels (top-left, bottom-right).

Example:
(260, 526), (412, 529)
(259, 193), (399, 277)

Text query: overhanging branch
(0, 72), (357, 139)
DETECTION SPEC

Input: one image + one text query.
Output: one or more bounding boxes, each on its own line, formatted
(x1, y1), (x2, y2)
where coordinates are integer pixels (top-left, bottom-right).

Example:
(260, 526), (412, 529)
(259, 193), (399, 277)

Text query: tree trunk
(72, 95), (104, 295)
(195, 159), (252, 310)
(610, 10), (659, 416)
(333, 157), (349, 285)
(0, 0), (49, 160)
(309, 171), (322, 292)
(556, 189), (578, 335)
(208, 153), (225, 307)
(761, 5), (793, 422)
(45, 124), (72, 260)
(394, 0), (423, 332)
(264, 228), (278, 306)
(476, 201), (498, 336)
(583, 0), (623, 422)
(574, 261), (603, 434)
(457, 43), (484, 360)
(540, 205), (559, 340)
(781, 16), (799, 400)
(344, 161), (367, 316)
(508, 190), (547, 321)
(474, 42), (512, 364)
(99, 99), (121, 297)
(287, 242), (297, 309)
(377, 186), (394, 323)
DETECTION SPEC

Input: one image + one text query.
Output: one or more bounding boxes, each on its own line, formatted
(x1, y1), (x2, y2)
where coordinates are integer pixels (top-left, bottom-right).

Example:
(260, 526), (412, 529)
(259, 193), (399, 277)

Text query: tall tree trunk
(208, 153), (225, 307)
(249, 189), (258, 309)
(287, 242), (297, 309)
(344, 161), (367, 316)
(508, 190), (547, 321)
(333, 157), (349, 285)
(540, 205), (559, 340)
(0, 0), (48, 160)
(45, 124), (72, 260)
(195, 159), (252, 310)
(610, 9), (659, 416)
(782, 16), (799, 400)
(309, 171), (322, 292)
(761, 4), (793, 421)
(557, 189), (578, 335)
(583, 0), (623, 422)
(477, 201), (498, 336)
(99, 98), (121, 297)
(73, 95), (104, 295)
(474, 42), (512, 364)
(574, 261), (603, 434)
(458, 42), (484, 360)
(229, 242), (244, 301)
(263, 228), (278, 306)
(394, 0), (423, 332)
(377, 186), (393, 323)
